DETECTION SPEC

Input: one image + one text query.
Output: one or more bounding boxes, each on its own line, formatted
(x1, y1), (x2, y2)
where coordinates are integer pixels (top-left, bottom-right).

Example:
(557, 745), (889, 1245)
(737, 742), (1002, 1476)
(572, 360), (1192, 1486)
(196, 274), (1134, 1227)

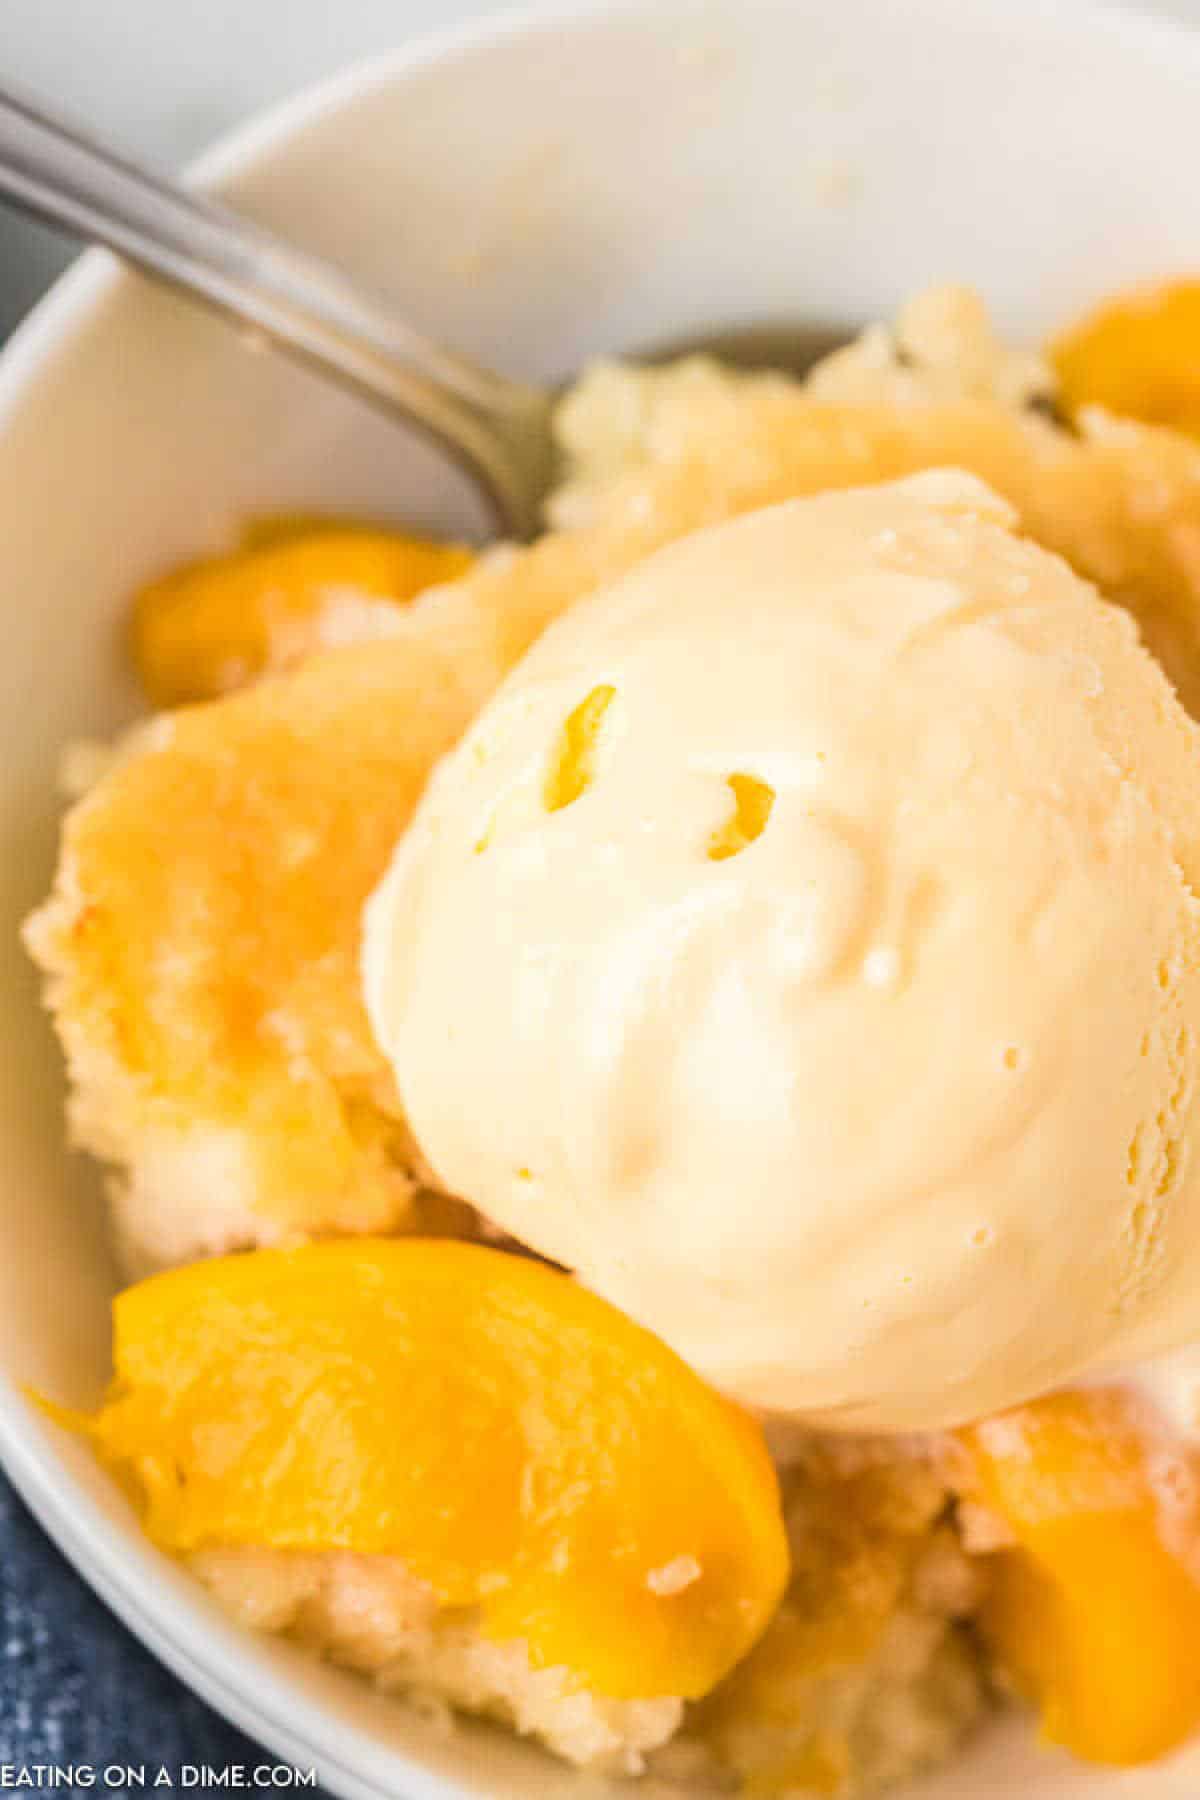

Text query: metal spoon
(0, 82), (847, 541)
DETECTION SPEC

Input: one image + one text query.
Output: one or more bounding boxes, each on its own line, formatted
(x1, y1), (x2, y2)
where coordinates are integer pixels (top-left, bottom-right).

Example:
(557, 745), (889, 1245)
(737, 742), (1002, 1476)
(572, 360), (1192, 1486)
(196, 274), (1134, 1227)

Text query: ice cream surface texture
(364, 471), (1200, 1432)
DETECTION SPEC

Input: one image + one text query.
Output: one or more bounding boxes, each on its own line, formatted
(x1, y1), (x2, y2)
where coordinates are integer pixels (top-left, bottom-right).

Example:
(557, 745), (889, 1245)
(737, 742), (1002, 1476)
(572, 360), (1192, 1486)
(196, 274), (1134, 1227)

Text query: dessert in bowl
(9, 3), (1200, 1796)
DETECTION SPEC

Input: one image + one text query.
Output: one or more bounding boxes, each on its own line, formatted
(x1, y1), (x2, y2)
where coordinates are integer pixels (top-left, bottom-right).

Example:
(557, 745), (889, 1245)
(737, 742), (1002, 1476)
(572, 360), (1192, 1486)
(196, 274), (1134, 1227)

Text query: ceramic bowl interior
(5, 0), (1200, 1792)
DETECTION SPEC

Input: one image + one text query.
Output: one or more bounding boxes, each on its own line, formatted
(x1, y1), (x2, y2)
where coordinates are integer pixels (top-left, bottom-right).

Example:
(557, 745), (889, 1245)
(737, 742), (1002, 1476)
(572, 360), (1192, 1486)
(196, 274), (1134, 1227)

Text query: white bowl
(5, 0), (1200, 1792)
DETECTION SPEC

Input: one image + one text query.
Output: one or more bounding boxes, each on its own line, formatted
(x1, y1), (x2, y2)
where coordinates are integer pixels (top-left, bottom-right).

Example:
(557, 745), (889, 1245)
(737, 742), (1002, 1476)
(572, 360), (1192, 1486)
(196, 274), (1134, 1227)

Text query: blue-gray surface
(0, 1468), (327, 1789)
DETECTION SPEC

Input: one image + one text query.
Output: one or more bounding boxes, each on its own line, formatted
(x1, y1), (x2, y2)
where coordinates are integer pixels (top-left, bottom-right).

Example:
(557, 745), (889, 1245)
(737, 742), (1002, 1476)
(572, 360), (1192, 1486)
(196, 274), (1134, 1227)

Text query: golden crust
(25, 635), (496, 1261)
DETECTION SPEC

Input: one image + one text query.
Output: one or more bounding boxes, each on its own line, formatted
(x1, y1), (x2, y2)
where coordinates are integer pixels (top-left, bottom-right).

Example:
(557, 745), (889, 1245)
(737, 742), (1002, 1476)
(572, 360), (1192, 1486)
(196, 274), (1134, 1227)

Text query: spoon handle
(0, 84), (556, 537)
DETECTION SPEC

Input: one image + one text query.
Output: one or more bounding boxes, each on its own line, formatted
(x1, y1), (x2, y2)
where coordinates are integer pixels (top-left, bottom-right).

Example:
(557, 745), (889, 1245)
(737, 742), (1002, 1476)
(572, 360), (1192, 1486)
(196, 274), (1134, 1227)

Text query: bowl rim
(7, 0), (1200, 1790)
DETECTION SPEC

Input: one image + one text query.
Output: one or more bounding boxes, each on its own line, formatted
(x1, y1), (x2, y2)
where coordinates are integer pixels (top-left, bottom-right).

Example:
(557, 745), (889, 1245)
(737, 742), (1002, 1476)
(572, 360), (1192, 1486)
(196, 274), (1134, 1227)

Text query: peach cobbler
(25, 279), (1200, 1794)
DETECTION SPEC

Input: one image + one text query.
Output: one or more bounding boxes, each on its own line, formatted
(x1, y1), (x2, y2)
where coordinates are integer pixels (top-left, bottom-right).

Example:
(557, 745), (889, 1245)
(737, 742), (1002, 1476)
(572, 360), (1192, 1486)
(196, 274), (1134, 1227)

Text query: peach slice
(77, 1238), (790, 1701)
(961, 1388), (1200, 1764)
(133, 521), (473, 705)
(1051, 279), (1200, 440)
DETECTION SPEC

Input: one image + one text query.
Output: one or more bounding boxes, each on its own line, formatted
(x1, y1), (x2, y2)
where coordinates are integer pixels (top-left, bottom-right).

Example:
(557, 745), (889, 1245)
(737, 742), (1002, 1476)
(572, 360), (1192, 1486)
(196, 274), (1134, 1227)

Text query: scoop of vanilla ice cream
(364, 471), (1200, 1431)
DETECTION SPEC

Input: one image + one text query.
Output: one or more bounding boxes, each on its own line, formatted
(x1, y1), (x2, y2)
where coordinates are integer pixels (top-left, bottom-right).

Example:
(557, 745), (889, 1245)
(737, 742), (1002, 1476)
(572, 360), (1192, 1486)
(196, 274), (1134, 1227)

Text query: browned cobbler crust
(667, 1432), (989, 1795)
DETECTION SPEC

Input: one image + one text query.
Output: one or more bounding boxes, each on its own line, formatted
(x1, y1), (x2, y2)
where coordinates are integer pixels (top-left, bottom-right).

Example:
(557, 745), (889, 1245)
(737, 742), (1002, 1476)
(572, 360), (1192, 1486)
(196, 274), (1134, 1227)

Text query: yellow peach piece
(708, 774), (776, 863)
(961, 1388), (1200, 1765)
(133, 522), (473, 705)
(81, 1238), (790, 1701)
(1052, 279), (1200, 440)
